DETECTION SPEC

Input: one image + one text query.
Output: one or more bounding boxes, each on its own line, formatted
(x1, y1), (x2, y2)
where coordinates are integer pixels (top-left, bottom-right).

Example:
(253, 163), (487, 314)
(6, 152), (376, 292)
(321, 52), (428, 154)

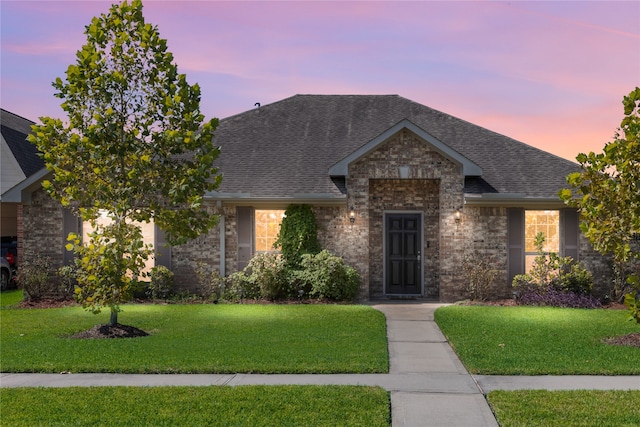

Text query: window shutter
(507, 208), (524, 285)
(62, 209), (80, 265)
(154, 225), (171, 269)
(236, 206), (254, 270)
(561, 208), (579, 261)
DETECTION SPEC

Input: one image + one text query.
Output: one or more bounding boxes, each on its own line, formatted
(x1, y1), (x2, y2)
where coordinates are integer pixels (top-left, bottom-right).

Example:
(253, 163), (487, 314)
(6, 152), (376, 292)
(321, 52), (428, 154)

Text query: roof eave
(204, 192), (346, 206)
(464, 193), (567, 209)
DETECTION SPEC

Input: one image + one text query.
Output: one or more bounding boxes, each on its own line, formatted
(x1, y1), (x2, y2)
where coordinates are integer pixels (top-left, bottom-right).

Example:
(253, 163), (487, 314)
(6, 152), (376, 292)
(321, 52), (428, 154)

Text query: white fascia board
(1, 167), (50, 203)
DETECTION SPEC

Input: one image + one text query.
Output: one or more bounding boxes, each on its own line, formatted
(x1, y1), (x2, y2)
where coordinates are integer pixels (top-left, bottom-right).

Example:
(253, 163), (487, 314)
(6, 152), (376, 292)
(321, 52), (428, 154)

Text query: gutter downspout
(218, 200), (225, 277)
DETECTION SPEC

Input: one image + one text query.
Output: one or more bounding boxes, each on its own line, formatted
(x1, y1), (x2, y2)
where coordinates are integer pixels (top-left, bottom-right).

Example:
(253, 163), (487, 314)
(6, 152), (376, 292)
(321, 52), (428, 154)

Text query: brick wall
(455, 206), (511, 301)
(578, 234), (614, 299)
(170, 202), (223, 292)
(343, 129), (466, 301)
(21, 188), (66, 274)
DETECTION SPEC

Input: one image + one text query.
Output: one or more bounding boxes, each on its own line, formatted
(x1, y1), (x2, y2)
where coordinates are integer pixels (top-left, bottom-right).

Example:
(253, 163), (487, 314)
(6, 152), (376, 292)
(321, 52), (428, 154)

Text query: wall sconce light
(349, 207), (356, 224)
(455, 209), (461, 225)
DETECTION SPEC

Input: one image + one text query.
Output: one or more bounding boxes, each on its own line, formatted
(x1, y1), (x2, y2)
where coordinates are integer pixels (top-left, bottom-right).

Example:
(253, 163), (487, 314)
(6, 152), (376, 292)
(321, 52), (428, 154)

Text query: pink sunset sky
(1, 1), (639, 162)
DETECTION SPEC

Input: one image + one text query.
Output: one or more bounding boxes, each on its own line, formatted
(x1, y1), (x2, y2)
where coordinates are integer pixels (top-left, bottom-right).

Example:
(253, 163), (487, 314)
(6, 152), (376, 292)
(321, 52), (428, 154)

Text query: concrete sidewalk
(2, 302), (639, 427)
(373, 303), (499, 427)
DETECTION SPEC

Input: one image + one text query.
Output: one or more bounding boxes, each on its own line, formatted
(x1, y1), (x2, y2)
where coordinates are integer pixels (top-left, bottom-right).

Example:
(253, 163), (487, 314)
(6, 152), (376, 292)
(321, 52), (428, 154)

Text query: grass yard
(0, 289), (23, 307)
(434, 305), (639, 375)
(488, 390), (640, 427)
(0, 385), (390, 426)
(0, 301), (388, 374)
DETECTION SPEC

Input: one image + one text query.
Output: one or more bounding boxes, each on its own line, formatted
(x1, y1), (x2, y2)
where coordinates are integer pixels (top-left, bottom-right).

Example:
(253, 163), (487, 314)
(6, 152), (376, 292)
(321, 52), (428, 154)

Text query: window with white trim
(254, 210), (285, 253)
(524, 210), (559, 273)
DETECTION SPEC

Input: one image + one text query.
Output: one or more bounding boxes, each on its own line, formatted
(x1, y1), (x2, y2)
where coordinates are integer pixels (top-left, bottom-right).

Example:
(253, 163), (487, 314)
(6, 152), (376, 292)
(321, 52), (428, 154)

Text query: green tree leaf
(27, 0), (222, 325)
(559, 87), (640, 324)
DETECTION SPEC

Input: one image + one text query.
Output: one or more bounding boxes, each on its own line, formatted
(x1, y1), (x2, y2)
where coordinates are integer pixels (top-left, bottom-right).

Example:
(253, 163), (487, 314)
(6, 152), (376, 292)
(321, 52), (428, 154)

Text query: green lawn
(488, 390), (640, 427)
(0, 385), (390, 426)
(0, 289), (24, 307)
(434, 305), (639, 375)
(0, 302), (388, 374)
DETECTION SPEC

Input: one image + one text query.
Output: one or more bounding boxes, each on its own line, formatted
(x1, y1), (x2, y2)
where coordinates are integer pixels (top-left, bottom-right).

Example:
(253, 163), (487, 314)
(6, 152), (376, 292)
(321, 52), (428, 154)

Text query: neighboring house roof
(210, 95), (579, 203)
(1, 109), (44, 198)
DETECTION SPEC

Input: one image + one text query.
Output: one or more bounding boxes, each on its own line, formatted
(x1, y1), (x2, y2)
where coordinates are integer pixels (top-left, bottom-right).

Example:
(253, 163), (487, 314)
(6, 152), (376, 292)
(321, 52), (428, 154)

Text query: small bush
(295, 250), (361, 301)
(512, 233), (598, 308)
(57, 265), (77, 299)
(461, 252), (500, 301)
(223, 251), (360, 302)
(514, 282), (601, 309)
(244, 253), (289, 300)
(147, 265), (174, 300)
(558, 262), (593, 295)
(224, 271), (258, 301)
(195, 262), (225, 301)
(17, 250), (53, 300)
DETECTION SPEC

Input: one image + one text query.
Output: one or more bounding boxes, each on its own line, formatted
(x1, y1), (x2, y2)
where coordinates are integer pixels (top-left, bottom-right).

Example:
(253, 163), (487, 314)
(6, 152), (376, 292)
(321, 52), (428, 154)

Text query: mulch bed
(69, 323), (149, 339)
(603, 333), (640, 348)
(18, 298), (77, 309)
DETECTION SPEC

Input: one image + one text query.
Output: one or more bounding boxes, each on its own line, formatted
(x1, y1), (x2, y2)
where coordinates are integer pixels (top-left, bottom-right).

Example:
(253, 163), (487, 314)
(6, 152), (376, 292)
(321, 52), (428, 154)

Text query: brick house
(3, 95), (611, 301)
(1, 109), (44, 243)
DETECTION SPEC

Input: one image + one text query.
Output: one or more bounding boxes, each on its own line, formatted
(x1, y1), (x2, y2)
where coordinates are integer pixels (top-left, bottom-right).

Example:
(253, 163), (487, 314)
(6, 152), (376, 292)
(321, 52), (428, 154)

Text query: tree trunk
(110, 308), (118, 326)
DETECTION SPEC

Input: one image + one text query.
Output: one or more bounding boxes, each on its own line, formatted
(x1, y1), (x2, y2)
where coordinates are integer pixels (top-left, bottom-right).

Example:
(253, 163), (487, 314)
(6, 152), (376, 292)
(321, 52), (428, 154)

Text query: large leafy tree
(29, 0), (222, 325)
(559, 87), (640, 323)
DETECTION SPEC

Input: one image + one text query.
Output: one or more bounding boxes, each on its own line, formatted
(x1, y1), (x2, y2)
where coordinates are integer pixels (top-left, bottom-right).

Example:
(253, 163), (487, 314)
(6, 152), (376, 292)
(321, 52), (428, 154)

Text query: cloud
(3, 41), (75, 56)
(1, 0), (637, 162)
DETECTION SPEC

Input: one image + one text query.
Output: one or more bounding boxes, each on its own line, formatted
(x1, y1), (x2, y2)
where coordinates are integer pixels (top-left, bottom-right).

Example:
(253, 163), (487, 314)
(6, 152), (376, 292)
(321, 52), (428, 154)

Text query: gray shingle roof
(211, 95), (579, 200)
(1, 109), (44, 178)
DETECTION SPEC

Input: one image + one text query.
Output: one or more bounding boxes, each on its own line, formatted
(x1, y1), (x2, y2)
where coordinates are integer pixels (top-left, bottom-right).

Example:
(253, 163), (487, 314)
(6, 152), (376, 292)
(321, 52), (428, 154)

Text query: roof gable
(329, 119), (482, 177)
(0, 109), (44, 178)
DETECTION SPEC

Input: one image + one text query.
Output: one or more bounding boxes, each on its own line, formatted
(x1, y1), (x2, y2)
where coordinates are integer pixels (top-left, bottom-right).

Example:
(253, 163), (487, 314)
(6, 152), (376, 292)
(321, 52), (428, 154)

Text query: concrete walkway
(374, 303), (499, 427)
(2, 302), (639, 426)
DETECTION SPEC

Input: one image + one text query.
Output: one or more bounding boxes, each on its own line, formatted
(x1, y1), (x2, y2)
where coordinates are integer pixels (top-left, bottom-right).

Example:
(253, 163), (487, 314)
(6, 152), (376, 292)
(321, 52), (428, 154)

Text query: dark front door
(385, 213), (422, 295)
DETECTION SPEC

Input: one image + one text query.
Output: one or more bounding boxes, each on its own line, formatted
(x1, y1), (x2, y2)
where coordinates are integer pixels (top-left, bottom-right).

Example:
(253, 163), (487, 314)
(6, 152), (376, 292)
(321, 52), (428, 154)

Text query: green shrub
(296, 250), (361, 301)
(147, 265), (174, 300)
(512, 233), (597, 308)
(224, 271), (261, 301)
(17, 250), (53, 301)
(461, 252), (500, 301)
(194, 262), (225, 301)
(558, 262), (593, 295)
(56, 265), (77, 299)
(274, 204), (321, 269)
(512, 235), (597, 308)
(244, 253), (289, 300)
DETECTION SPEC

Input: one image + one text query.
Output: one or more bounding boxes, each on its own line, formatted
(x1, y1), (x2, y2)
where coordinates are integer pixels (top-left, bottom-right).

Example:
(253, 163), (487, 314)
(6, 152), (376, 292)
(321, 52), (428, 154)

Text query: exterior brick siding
(457, 206), (511, 300)
(170, 202), (224, 293)
(21, 189), (66, 275)
(19, 126), (616, 303)
(344, 129), (465, 301)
